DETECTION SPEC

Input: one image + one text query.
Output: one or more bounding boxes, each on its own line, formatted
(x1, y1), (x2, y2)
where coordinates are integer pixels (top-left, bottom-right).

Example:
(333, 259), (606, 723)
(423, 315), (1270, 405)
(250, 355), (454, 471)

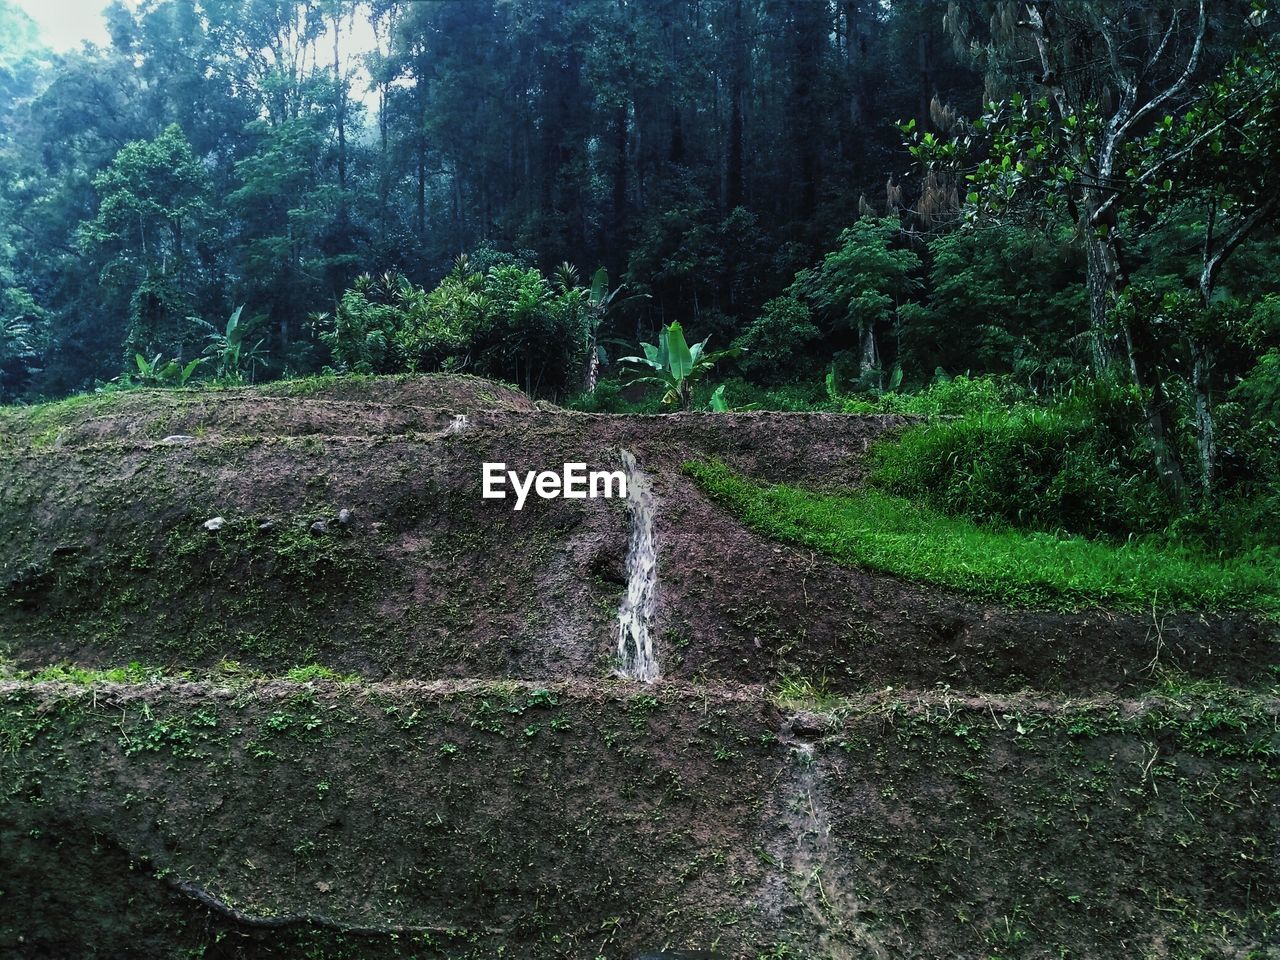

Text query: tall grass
(869, 379), (1176, 540)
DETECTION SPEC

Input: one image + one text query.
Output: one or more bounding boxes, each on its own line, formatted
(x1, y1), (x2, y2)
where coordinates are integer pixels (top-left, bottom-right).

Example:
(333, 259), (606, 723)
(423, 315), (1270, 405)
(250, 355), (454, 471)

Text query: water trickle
(446, 414), (470, 435)
(616, 448), (660, 682)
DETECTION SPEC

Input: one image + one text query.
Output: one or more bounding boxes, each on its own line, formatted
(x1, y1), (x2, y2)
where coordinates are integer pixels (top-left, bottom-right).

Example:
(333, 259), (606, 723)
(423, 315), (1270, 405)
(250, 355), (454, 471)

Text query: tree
(80, 124), (214, 277)
(1144, 35), (1280, 492)
(929, 1), (1267, 496)
(942, 1), (1225, 371)
(78, 124), (217, 365)
(789, 217), (922, 381)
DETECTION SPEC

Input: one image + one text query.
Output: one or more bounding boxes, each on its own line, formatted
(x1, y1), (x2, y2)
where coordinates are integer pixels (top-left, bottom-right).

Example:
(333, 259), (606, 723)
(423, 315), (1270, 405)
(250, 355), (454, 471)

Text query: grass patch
(684, 459), (1280, 614)
(771, 674), (844, 713)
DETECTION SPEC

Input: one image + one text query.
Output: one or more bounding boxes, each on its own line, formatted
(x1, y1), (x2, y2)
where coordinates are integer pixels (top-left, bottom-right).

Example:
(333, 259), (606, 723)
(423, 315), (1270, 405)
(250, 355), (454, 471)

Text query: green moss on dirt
(1, 678), (1275, 958)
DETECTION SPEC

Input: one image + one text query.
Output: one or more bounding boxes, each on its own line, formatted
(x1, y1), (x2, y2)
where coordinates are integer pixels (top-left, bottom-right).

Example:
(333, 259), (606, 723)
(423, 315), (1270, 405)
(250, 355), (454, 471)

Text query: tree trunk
(612, 102), (629, 259)
(1083, 227), (1119, 373)
(859, 323), (878, 380)
(416, 132), (427, 237)
(916, 29), (932, 132)
(1123, 309), (1188, 501)
(585, 327), (600, 393)
(726, 0), (745, 212)
(1190, 339), (1214, 496)
(333, 13), (346, 192)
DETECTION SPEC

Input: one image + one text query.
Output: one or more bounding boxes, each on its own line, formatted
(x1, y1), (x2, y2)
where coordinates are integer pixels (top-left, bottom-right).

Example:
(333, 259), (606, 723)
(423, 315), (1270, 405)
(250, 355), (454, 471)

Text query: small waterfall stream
(616, 449), (660, 682)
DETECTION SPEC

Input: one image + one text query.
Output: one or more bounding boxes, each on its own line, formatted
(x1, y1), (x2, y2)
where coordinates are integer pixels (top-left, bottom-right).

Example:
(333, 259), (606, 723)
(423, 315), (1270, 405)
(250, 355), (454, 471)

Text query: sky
(15, 0), (117, 51)
(11, 0), (378, 86)
(13, 0), (381, 103)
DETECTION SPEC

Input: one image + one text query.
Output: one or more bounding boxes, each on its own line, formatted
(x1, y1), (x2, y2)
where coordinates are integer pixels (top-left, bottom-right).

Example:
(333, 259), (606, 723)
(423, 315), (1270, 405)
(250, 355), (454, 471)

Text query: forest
(3, 0), (1280, 560)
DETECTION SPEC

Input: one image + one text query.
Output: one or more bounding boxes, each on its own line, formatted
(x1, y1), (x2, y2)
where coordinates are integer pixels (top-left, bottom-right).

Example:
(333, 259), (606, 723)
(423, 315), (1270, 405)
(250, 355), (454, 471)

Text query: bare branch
(1144, 10), (1181, 76)
(1023, 3), (1072, 121)
(1201, 194), (1280, 300)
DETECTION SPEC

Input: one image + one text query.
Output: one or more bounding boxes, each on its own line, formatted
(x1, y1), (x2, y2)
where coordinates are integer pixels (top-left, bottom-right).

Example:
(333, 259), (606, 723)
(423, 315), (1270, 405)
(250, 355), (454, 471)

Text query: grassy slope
(685, 459), (1280, 614)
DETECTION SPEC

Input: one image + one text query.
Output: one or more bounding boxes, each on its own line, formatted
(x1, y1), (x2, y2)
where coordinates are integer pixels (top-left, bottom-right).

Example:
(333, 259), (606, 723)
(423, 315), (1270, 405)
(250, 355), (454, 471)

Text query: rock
(51, 544), (82, 558)
(203, 517), (225, 532)
(257, 520), (274, 532)
(789, 710), (834, 739)
(309, 520), (329, 536)
(336, 508), (352, 527)
(161, 435), (196, 445)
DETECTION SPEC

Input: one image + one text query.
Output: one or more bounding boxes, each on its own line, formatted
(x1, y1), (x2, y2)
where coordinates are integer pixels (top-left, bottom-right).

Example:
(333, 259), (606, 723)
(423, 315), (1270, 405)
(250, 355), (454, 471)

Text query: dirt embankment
(2, 679), (1273, 959)
(1, 375), (1276, 959)
(0, 375), (1271, 690)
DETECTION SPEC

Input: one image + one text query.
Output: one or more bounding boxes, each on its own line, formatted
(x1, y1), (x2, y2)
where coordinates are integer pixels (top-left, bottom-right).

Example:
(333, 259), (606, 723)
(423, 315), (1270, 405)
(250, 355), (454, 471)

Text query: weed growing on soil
(684, 460), (1280, 614)
(771, 675), (843, 713)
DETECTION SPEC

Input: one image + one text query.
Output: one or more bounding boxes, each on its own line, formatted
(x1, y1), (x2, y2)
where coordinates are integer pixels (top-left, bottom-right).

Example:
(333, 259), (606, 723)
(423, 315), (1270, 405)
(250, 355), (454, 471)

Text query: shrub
(317, 258), (588, 397)
(840, 373), (1012, 416)
(734, 296), (820, 380)
(870, 380), (1175, 540)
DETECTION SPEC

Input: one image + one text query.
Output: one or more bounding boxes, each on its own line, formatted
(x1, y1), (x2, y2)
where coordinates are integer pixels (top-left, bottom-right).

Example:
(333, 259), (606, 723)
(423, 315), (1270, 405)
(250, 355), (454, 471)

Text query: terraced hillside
(1, 375), (1276, 959)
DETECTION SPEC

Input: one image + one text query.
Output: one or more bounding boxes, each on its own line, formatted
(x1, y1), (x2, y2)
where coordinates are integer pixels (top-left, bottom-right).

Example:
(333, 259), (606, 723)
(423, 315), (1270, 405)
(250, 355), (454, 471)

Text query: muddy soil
(0, 376), (1271, 690)
(1, 680), (1274, 959)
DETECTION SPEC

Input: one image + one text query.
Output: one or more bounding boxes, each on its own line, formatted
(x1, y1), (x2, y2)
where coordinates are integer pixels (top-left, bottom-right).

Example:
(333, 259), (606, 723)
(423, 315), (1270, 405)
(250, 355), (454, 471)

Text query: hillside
(1, 375), (1276, 959)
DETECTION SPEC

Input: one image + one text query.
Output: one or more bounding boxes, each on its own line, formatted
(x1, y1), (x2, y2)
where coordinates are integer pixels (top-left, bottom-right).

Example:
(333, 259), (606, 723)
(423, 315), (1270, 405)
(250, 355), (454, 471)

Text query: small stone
(162, 435), (196, 445)
(258, 520), (274, 532)
(336, 508), (352, 527)
(203, 517), (225, 532)
(309, 520), (329, 536)
(790, 711), (833, 739)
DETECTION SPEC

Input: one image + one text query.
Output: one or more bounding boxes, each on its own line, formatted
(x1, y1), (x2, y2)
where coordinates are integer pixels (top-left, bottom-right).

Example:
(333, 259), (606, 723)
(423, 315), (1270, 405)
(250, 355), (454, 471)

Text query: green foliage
(479, 264), (587, 396)
(131, 352), (202, 387)
(1233, 349), (1280, 424)
(840, 373), (1010, 417)
(869, 381), (1175, 540)
(684, 459), (1280, 615)
(565, 376), (835, 414)
(789, 218), (921, 341)
(618, 321), (739, 410)
(122, 275), (200, 369)
(316, 258), (588, 397)
(733, 296), (820, 381)
(0, 292), (41, 400)
(404, 260), (488, 370)
(198, 305), (266, 383)
(316, 275), (407, 375)
(912, 223), (1087, 386)
(79, 124), (215, 276)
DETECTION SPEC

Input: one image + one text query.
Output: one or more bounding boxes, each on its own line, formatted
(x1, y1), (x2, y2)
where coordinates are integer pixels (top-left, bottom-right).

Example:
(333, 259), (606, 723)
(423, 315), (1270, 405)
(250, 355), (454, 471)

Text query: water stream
(616, 448), (660, 682)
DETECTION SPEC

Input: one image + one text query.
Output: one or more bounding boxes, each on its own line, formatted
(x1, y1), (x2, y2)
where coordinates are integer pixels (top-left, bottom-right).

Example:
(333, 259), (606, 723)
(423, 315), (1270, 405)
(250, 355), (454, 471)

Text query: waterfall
(616, 448), (660, 682)
(446, 414), (469, 435)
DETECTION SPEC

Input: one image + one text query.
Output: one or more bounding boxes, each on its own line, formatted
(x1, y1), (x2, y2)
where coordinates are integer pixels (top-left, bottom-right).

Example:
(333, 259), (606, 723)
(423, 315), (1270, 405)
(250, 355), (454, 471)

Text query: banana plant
(555, 264), (640, 393)
(198, 305), (266, 383)
(583, 267), (619, 393)
(618, 322), (740, 410)
(707, 383), (761, 412)
(133, 352), (203, 387)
